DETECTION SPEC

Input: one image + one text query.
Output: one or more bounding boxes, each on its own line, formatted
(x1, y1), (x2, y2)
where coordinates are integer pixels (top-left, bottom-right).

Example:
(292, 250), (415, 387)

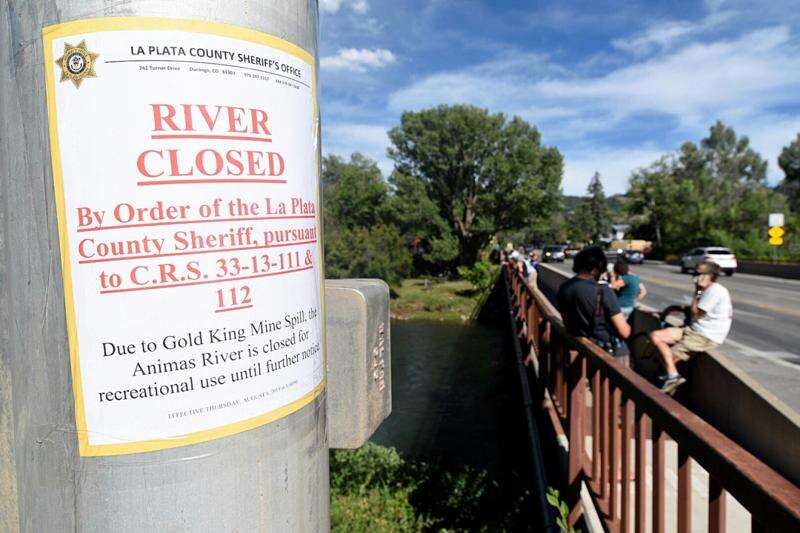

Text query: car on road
(623, 249), (644, 264)
(604, 248), (623, 262)
(604, 248), (644, 264)
(542, 245), (566, 263)
(680, 247), (737, 276)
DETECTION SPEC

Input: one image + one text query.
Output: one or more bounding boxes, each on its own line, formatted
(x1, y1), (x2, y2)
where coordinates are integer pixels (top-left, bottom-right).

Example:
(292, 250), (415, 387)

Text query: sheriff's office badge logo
(55, 40), (99, 88)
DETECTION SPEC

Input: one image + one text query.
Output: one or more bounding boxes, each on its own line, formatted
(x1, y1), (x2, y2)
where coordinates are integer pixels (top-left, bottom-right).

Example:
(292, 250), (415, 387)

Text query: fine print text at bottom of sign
(97, 306), (320, 404)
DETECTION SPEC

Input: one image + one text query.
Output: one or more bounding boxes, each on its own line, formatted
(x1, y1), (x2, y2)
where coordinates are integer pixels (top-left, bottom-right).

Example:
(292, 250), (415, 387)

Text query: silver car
(680, 247), (737, 276)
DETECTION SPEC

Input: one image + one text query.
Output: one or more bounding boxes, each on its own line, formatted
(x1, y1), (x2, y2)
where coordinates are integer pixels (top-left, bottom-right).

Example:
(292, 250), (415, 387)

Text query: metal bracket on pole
(325, 279), (392, 449)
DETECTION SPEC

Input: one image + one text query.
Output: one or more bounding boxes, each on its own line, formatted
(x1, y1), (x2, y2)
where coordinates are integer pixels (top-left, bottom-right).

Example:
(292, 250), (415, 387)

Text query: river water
(370, 318), (521, 476)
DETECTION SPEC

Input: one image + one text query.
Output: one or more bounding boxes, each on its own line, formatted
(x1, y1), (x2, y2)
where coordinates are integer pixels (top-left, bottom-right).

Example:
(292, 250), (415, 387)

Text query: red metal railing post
(592, 366), (601, 483)
(555, 342), (565, 414)
(600, 371), (609, 502)
(652, 423), (666, 533)
(635, 408), (647, 533)
(531, 296), (540, 349)
(678, 448), (691, 533)
(621, 398), (633, 533)
(709, 477), (726, 533)
(567, 352), (587, 527)
(610, 386), (621, 522)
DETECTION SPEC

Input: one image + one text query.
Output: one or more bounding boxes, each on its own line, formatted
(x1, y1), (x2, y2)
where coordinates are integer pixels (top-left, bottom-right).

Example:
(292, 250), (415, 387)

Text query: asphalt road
(544, 259), (800, 414)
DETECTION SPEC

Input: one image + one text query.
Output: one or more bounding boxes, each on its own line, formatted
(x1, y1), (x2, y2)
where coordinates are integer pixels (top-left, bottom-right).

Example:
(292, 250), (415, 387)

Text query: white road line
(644, 262), (800, 287)
(722, 338), (800, 373)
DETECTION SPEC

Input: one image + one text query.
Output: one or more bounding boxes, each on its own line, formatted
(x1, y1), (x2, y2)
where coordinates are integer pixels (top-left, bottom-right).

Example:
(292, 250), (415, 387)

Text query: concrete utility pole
(0, 2), (376, 532)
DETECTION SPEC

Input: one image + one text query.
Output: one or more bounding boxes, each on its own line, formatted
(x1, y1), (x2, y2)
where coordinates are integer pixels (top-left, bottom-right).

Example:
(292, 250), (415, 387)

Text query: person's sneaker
(660, 375), (686, 395)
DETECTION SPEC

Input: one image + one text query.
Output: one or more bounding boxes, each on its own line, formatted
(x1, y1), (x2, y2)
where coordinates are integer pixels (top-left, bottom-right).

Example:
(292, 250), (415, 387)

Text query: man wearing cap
(648, 260), (733, 394)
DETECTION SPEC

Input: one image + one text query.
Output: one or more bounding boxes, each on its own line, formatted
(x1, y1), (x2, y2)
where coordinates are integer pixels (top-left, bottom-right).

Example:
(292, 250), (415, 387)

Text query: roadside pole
(1, 2), (330, 531)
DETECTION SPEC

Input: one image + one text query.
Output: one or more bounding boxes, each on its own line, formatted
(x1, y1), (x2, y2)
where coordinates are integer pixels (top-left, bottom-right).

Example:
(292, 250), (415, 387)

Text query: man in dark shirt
(557, 247), (631, 352)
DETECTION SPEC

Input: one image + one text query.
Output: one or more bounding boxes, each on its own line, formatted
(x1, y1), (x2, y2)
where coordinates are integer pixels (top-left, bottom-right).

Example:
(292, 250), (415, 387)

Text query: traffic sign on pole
(769, 226), (785, 238)
(769, 236), (784, 246)
(769, 213), (785, 227)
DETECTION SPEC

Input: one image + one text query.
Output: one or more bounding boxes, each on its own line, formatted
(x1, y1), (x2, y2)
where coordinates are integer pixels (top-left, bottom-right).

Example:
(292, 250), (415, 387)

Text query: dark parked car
(624, 249), (644, 264)
(605, 248), (644, 265)
(542, 245), (566, 263)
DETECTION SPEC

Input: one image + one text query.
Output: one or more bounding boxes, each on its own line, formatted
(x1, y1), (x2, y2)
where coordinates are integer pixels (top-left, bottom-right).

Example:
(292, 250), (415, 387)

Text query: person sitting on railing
(556, 247), (631, 359)
(648, 260), (733, 395)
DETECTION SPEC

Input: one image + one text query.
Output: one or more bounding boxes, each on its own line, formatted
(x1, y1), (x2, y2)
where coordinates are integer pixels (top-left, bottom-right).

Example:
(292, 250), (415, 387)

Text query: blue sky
(318, 0), (800, 195)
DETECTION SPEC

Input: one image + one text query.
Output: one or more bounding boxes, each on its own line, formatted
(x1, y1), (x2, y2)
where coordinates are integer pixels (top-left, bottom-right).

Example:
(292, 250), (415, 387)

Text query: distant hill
(564, 194), (626, 214)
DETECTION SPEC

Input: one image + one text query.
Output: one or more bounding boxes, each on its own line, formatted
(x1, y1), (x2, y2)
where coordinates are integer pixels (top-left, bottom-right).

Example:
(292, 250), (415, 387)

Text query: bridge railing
(505, 266), (800, 532)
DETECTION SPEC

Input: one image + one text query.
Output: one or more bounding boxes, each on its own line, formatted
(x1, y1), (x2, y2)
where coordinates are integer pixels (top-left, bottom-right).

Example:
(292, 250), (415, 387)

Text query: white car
(680, 247), (737, 276)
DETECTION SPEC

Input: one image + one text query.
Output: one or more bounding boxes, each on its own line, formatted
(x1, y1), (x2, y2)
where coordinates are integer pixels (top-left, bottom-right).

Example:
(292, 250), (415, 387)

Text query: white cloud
(563, 146), (667, 195)
(387, 53), (556, 113)
(389, 25), (800, 151)
(611, 12), (734, 56)
(321, 48), (396, 72)
(320, 0), (368, 14)
(322, 123), (392, 176)
(537, 26), (800, 128)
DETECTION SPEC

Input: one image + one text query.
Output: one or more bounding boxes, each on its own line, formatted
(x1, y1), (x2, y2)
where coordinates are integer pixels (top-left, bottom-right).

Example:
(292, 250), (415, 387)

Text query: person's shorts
(665, 326), (718, 361)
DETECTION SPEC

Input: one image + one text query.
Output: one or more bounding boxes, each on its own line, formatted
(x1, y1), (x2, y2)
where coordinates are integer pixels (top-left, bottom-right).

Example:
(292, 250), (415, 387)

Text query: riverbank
(390, 278), (481, 321)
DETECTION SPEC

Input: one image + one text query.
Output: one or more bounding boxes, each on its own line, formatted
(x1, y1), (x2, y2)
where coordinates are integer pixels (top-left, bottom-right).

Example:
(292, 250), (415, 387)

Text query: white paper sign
(769, 213), (784, 227)
(44, 18), (324, 456)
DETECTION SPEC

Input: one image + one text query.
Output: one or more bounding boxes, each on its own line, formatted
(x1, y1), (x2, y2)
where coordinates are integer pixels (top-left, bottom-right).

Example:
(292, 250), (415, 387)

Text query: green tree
(778, 133), (800, 213)
(323, 153), (389, 229)
(626, 122), (791, 258)
(626, 157), (689, 249)
(585, 172), (612, 242)
(387, 171), (458, 265)
(322, 153), (412, 285)
(565, 173), (612, 244)
(388, 105), (563, 269)
(702, 120), (767, 184)
(567, 201), (595, 243)
(325, 224), (412, 286)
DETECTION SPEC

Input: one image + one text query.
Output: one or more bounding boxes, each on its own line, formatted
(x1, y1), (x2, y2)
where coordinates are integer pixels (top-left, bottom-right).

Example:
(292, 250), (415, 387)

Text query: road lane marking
(722, 338), (800, 372)
(635, 273), (800, 320)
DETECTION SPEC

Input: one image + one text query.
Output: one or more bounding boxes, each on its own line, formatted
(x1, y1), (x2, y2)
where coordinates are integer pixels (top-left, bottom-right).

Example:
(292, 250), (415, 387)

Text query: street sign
(769, 213), (784, 227)
(770, 237), (784, 246)
(769, 226), (785, 238)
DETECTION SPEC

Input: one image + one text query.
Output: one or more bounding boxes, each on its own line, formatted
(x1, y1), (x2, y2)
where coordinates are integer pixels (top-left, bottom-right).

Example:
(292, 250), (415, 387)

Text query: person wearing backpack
(556, 247), (631, 355)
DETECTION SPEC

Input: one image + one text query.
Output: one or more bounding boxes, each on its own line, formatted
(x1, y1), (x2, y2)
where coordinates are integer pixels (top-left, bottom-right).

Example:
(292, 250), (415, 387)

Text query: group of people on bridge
(507, 246), (733, 395)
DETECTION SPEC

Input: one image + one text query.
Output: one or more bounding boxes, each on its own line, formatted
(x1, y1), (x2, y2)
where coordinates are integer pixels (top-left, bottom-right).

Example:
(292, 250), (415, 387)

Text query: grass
(390, 277), (483, 322)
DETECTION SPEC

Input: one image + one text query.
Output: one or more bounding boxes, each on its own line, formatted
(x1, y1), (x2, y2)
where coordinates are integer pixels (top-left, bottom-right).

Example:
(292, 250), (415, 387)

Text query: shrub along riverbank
(330, 443), (534, 532)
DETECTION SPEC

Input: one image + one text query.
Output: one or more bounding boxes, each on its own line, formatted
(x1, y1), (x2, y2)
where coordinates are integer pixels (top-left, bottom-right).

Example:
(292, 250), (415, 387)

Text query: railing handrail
(506, 265), (800, 529)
